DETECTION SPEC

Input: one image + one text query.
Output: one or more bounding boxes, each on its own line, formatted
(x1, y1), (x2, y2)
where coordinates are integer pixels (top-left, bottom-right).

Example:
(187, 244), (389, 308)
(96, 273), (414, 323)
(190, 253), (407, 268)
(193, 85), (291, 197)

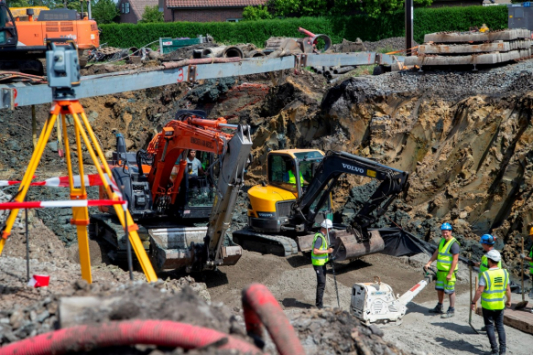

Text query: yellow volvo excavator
(232, 150), (409, 261)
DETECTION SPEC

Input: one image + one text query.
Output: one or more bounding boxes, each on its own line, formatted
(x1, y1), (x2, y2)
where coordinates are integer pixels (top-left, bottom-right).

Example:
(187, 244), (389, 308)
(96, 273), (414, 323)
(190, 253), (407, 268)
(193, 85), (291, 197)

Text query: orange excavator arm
(146, 116), (235, 206)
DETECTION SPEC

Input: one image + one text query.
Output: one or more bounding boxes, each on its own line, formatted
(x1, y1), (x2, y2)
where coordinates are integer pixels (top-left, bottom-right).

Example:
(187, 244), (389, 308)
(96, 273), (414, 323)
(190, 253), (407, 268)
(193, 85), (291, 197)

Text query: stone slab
(424, 29), (531, 43)
(475, 302), (533, 335)
(404, 49), (531, 67)
(418, 40), (532, 54)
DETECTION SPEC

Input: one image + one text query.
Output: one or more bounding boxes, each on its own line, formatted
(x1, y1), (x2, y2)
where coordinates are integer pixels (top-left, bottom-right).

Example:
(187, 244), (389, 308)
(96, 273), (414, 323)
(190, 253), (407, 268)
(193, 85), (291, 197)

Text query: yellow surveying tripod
(0, 40), (157, 283)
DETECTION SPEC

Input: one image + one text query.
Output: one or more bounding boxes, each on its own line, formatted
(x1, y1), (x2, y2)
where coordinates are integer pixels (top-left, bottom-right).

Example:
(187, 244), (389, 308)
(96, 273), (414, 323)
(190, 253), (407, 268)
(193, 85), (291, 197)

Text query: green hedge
(100, 6), (508, 48)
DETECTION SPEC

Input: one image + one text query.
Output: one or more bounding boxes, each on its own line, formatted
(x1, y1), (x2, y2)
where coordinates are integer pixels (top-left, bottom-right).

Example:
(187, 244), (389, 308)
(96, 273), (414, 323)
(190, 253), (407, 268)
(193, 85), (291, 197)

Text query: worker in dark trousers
(424, 222), (460, 318)
(471, 250), (511, 355)
(311, 219), (334, 309)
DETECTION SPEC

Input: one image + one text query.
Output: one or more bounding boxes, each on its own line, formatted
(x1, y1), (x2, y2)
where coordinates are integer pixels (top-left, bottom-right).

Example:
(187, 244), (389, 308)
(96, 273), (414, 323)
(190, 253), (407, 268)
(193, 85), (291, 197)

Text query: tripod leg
(0, 112), (58, 254)
(62, 113), (92, 283)
(67, 102), (157, 282)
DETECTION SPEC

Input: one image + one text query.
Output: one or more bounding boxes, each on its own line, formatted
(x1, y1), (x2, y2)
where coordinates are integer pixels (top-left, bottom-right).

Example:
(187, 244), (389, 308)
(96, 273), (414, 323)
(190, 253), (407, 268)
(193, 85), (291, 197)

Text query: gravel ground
(384, 292), (533, 355)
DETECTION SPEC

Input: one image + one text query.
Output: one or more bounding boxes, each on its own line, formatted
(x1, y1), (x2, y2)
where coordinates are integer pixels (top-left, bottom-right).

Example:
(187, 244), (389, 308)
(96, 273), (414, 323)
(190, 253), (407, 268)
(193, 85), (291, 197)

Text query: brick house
(163, 0), (268, 23)
(119, 0), (160, 23)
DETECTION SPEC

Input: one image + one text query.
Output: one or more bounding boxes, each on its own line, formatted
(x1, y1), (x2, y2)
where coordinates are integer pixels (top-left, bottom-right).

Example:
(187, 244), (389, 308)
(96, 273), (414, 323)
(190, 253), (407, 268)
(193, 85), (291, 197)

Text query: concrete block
(424, 29), (531, 44)
(418, 40), (532, 54)
(404, 50), (528, 67)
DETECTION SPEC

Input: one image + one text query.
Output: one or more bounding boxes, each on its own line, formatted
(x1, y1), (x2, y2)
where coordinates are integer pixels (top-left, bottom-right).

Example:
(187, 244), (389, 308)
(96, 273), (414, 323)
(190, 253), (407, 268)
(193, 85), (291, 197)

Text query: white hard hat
(486, 249), (501, 263)
(321, 219), (333, 229)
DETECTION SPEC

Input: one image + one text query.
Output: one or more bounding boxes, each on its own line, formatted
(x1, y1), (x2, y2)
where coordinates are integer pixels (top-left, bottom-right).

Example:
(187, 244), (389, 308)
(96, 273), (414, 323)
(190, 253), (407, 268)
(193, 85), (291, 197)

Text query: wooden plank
(475, 303), (533, 335)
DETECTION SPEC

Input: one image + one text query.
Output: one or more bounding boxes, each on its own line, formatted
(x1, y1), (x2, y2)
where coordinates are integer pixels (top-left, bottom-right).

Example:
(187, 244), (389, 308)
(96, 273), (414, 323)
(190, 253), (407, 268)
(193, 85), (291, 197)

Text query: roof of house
(125, 0), (159, 19)
(167, 0), (268, 9)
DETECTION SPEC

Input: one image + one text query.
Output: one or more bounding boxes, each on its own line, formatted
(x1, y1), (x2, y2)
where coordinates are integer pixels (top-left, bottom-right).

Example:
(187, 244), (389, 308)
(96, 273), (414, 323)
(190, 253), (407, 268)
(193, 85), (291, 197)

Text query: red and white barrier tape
(0, 200), (126, 210)
(0, 174), (122, 198)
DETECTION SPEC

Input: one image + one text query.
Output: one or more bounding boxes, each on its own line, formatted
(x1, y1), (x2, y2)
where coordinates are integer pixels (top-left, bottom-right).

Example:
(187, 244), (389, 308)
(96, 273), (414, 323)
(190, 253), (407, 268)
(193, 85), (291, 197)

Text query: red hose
(242, 283), (305, 355)
(0, 320), (263, 355)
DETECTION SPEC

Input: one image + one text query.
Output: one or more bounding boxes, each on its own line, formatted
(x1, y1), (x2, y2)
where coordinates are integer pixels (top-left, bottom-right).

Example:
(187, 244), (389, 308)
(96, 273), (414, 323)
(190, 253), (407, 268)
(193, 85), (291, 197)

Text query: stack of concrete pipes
(194, 46), (266, 59)
(312, 65), (357, 84)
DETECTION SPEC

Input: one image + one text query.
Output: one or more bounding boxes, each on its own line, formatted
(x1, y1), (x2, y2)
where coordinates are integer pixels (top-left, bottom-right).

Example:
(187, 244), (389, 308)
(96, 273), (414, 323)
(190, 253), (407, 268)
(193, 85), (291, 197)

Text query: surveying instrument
(0, 39), (157, 283)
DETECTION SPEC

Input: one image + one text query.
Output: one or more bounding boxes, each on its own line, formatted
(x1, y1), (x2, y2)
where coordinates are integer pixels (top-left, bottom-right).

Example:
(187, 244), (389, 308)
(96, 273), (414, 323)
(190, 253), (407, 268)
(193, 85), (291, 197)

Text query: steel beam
(0, 52), (403, 109)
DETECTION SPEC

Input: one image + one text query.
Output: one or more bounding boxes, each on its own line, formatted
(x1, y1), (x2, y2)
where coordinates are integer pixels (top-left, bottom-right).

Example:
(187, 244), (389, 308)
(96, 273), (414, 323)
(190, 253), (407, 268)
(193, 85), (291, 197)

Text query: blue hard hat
(480, 234), (495, 245)
(440, 222), (452, 231)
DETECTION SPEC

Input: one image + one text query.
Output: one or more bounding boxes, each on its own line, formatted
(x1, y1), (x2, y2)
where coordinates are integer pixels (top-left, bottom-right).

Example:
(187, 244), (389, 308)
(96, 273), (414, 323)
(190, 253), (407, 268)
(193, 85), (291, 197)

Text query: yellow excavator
(232, 150), (409, 261)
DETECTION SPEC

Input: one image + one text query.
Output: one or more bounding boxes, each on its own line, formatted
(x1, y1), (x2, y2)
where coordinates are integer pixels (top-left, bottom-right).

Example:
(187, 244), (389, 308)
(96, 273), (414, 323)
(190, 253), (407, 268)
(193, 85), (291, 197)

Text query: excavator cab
(248, 149), (331, 234)
(0, 2), (17, 47)
(175, 150), (217, 219)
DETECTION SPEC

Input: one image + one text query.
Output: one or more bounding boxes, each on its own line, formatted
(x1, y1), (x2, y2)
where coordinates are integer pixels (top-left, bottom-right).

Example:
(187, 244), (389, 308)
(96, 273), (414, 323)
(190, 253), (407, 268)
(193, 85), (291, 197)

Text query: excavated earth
(3, 50), (533, 353)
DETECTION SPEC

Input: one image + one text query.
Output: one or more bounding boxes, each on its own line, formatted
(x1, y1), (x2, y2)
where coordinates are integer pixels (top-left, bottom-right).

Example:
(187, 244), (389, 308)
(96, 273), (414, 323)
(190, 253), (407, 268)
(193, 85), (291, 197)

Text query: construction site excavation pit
(3, 51), (533, 354)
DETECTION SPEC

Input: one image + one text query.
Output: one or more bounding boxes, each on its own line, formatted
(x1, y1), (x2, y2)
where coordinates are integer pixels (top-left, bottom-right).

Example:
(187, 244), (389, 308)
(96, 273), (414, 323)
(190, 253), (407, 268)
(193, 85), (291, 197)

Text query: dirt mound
(289, 308), (404, 354)
(0, 261), (211, 346)
(362, 37), (419, 53)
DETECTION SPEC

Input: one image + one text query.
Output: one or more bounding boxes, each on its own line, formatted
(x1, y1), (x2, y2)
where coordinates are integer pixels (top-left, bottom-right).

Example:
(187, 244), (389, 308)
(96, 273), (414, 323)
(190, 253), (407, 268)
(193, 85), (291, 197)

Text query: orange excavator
(90, 110), (253, 272)
(0, 2), (99, 74)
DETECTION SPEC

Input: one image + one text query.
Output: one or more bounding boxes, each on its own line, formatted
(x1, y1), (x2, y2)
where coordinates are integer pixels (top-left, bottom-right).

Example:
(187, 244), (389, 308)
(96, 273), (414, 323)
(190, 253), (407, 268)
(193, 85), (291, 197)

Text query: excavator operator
(283, 160), (306, 186)
(186, 149), (208, 191)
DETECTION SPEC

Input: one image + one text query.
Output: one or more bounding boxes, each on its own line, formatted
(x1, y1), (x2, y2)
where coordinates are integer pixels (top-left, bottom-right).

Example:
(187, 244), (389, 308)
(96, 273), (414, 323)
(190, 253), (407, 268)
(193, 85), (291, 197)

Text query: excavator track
(89, 214), (151, 263)
(232, 228), (299, 257)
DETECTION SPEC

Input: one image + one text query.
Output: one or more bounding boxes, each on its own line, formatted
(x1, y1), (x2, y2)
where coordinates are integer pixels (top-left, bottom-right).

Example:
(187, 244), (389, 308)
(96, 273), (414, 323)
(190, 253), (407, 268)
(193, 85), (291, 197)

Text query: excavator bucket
(297, 229), (385, 262)
(149, 227), (207, 270)
(149, 227), (242, 270)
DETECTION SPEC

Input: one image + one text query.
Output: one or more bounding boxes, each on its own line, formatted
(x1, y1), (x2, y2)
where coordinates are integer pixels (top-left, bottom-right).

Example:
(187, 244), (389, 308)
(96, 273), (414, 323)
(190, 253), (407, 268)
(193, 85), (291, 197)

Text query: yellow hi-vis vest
(481, 268), (509, 311)
(437, 237), (459, 272)
(479, 254), (502, 274)
(288, 170), (304, 185)
(311, 233), (328, 266)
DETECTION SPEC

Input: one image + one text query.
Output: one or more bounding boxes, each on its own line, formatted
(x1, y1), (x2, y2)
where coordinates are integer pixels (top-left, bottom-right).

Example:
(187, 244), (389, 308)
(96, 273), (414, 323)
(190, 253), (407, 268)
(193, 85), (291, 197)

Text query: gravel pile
(344, 60), (533, 101)
(285, 308), (407, 355)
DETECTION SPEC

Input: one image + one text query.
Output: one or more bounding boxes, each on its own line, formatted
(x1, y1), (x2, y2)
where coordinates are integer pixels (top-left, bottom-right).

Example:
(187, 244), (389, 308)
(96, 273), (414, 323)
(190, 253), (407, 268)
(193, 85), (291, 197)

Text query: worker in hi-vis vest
(424, 222), (460, 318)
(284, 162), (305, 186)
(519, 227), (533, 305)
(468, 233), (502, 331)
(311, 219), (334, 309)
(471, 250), (511, 355)
(469, 234), (502, 277)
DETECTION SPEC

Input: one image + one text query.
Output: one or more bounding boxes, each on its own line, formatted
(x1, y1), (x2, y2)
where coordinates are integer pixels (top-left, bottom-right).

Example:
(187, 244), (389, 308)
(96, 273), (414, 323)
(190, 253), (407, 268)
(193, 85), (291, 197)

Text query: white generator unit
(350, 271), (434, 325)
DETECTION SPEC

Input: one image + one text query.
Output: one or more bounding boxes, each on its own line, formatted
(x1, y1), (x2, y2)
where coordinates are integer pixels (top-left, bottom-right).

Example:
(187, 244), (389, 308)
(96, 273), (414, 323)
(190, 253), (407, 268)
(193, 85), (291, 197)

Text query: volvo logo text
(342, 163), (365, 174)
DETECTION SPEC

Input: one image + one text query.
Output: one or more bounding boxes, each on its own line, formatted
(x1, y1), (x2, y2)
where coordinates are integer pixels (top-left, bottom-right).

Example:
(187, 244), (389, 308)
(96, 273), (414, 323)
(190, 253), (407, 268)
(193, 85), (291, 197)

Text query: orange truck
(0, 2), (99, 75)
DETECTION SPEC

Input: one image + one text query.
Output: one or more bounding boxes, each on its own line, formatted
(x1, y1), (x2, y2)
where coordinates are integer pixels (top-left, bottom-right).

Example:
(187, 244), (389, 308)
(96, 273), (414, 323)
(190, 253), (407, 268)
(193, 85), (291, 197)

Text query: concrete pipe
(247, 50), (266, 58)
(223, 46), (244, 58)
(311, 34), (332, 53)
(202, 46), (243, 58)
(331, 229), (385, 261)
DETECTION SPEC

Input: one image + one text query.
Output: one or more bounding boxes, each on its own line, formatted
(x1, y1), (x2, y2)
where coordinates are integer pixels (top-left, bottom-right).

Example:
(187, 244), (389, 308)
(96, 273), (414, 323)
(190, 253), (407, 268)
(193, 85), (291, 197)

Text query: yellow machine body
(247, 149), (328, 233)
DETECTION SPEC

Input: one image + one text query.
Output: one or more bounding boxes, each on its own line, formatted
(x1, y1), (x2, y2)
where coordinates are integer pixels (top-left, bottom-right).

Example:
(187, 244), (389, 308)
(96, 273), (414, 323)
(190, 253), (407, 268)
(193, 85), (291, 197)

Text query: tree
(91, 0), (118, 24)
(270, 0), (432, 19)
(242, 5), (273, 20)
(139, 5), (163, 23)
